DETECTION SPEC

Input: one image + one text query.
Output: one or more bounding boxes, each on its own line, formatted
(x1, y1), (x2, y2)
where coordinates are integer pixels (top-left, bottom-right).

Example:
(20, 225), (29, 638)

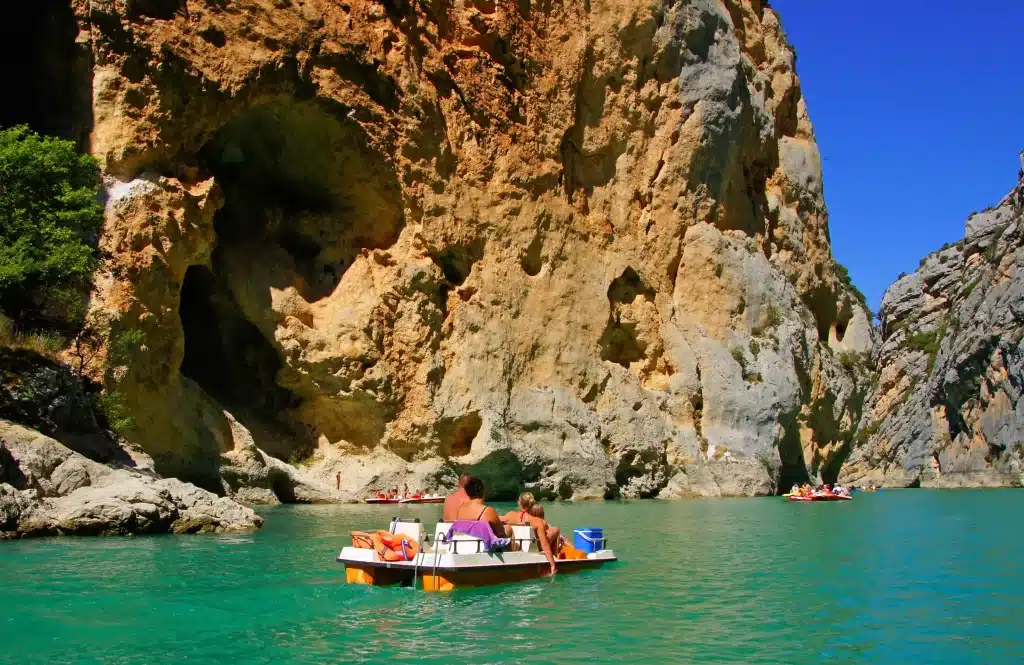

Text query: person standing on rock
(335, 472), (341, 491)
(442, 473), (471, 522)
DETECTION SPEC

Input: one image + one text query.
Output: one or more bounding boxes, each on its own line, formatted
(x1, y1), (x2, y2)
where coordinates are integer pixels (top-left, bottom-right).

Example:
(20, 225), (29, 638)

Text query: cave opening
(199, 99), (405, 302)
(178, 99), (406, 456)
(520, 234), (544, 276)
(1, 0), (92, 146)
(179, 265), (296, 415)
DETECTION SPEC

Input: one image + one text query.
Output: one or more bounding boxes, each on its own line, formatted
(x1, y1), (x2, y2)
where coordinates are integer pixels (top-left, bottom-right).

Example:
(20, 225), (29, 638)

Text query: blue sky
(771, 0), (1024, 311)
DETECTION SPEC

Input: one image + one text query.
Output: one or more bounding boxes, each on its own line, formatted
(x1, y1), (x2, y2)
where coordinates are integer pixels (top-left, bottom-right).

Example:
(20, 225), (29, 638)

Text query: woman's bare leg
(545, 526), (561, 554)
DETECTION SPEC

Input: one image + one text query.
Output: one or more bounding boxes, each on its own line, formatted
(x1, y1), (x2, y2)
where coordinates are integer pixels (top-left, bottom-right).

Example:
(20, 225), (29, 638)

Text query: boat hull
(398, 497), (445, 504)
(786, 495), (851, 502)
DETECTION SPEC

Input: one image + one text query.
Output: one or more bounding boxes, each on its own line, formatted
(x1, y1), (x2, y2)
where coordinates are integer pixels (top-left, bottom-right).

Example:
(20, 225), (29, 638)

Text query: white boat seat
(433, 523), (500, 554)
(389, 519), (426, 545)
(510, 525), (535, 552)
(446, 533), (488, 554)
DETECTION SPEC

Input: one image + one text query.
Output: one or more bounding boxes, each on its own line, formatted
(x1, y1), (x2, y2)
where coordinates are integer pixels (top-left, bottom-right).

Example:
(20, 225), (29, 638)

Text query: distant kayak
(366, 497), (401, 504)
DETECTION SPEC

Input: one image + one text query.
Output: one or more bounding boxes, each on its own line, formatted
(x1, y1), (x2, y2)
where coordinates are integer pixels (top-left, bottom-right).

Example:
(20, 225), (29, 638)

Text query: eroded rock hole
(438, 412), (483, 457)
(600, 320), (648, 367)
(834, 315), (849, 343)
(1, 0), (92, 146)
(608, 267), (655, 304)
(432, 240), (484, 286)
(521, 233), (544, 276)
(179, 265), (296, 414)
(200, 99), (404, 302)
(600, 267), (655, 368)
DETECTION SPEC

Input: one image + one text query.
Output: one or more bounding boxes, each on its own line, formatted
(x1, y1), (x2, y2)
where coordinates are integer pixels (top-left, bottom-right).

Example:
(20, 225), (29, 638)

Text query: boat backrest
(432, 523), (491, 554)
(447, 533), (487, 554)
(510, 525), (535, 552)
(390, 519), (426, 544)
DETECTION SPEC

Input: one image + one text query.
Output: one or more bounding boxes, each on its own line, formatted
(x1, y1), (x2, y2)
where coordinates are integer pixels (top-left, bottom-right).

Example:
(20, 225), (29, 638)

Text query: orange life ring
(351, 531), (375, 549)
(371, 530), (420, 561)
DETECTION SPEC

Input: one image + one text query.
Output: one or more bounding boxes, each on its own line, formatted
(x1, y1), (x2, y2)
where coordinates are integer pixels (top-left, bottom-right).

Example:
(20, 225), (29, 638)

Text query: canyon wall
(53, 0), (870, 500)
(841, 170), (1024, 488)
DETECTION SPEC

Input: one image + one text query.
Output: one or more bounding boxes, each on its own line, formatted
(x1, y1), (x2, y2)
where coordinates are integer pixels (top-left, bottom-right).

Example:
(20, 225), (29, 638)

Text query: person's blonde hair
(517, 492), (536, 511)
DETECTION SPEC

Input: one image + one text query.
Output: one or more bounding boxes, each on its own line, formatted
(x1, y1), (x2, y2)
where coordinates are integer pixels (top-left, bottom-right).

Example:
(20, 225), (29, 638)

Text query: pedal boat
(398, 494), (446, 504)
(784, 493), (851, 502)
(337, 518), (617, 591)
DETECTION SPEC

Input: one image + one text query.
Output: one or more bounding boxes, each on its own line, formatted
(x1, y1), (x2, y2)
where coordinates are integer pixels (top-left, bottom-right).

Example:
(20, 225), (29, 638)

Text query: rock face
(51, 0), (870, 499)
(0, 420), (263, 538)
(842, 170), (1024, 488)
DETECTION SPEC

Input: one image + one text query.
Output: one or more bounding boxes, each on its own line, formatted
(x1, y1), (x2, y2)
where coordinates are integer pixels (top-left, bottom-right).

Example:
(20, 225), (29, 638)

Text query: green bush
(834, 261), (869, 311)
(730, 345), (747, 370)
(97, 389), (134, 432)
(752, 305), (782, 338)
(906, 328), (939, 354)
(855, 420), (880, 446)
(905, 316), (948, 374)
(0, 125), (102, 331)
(0, 312), (65, 357)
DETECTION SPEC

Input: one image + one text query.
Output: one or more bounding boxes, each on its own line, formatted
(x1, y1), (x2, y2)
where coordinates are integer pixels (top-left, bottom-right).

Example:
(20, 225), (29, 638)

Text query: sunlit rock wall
(66, 0), (870, 498)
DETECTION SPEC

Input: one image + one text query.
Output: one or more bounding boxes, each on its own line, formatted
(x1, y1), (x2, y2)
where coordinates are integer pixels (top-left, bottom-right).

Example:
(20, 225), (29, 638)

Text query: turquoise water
(1, 490), (1022, 664)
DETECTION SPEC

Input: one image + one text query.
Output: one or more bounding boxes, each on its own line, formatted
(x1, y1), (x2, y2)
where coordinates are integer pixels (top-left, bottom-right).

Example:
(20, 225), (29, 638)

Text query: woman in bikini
(502, 492), (536, 524)
(454, 476), (513, 540)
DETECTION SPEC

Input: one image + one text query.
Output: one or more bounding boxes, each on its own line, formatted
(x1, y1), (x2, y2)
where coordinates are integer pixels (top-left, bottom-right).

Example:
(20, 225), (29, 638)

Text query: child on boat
(502, 492), (536, 524)
(526, 503), (559, 576)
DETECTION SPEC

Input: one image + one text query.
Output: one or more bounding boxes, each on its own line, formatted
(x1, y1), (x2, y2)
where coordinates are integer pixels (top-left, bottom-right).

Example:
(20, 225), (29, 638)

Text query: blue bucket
(573, 527), (604, 553)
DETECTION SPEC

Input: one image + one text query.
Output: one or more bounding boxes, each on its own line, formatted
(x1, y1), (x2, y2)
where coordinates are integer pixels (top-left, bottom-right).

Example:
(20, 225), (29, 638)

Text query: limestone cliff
(842, 167), (1024, 488)
(38, 0), (869, 499)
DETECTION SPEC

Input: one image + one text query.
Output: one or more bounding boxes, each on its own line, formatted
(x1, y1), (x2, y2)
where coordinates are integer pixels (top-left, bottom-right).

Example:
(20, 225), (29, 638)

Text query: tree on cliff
(0, 125), (102, 332)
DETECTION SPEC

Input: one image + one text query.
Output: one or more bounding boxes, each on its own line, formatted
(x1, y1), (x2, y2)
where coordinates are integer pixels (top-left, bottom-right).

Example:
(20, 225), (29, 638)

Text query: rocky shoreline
(1, 421), (263, 538)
